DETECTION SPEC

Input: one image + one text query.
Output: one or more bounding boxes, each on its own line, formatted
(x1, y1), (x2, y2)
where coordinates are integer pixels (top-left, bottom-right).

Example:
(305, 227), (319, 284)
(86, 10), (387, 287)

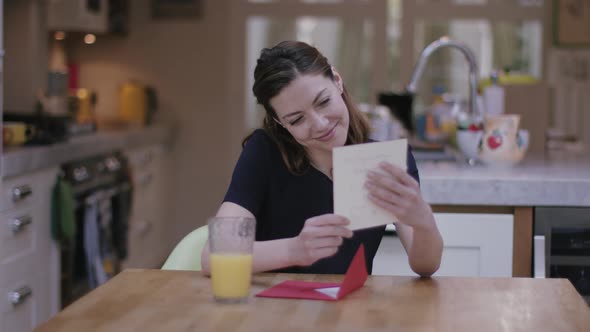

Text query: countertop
(2, 125), (173, 179)
(418, 150), (590, 207)
(35, 269), (590, 332)
(3, 128), (589, 207)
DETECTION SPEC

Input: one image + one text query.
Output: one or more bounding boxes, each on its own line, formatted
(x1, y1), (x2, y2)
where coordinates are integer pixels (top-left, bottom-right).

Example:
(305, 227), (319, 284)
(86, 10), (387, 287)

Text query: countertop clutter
(1, 125), (173, 179)
(4, 127), (588, 207)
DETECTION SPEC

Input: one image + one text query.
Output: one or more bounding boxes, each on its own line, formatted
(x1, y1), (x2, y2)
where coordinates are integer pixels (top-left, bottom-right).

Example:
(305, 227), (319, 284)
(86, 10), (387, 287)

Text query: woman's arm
(365, 162), (443, 277)
(395, 216), (443, 277)
(201, 202), (353, 276)
(201, 202), (293, 275)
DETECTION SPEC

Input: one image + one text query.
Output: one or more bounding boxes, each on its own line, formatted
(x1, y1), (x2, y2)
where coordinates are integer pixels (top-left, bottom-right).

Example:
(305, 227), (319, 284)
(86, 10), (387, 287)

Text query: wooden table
(35, 269), (590, 332)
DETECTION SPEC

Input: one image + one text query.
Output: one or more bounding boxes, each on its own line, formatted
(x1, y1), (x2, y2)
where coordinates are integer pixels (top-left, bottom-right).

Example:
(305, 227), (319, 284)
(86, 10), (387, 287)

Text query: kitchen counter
(2, 125), (174, 178)
(418, 151), (590, 207)
(4, 128), (588, 206)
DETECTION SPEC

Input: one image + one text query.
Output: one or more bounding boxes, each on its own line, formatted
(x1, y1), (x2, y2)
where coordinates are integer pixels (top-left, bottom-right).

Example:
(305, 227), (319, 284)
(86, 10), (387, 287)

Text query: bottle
(46, 40), (69, 116)
(424, 86), (447, 143)
(483, 71), (505, 116)
(363, 103), (389, 141)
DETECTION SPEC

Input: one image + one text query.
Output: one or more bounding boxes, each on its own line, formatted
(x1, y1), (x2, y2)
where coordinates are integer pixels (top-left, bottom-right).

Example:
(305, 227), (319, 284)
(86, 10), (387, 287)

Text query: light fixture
(84, 34), (96, 45)
(54, 31), (66, 41)
(77, 88), (89, 99)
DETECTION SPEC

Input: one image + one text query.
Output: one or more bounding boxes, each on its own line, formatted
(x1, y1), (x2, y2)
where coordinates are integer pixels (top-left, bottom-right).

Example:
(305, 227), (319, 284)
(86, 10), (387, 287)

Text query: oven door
(535, 207), (590, 304)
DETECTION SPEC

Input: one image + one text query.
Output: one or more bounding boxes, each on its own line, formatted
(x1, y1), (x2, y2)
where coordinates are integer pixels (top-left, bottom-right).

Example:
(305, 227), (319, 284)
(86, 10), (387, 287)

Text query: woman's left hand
(364, 162), (434, 231)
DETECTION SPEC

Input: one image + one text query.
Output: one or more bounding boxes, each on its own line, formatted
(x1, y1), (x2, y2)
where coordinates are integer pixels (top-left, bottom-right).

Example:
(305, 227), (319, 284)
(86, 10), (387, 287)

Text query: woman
(202, 41), (442, 277)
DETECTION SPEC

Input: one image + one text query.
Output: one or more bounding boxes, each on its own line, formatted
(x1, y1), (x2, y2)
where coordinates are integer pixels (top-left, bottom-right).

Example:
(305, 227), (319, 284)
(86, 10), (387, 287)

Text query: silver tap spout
(406, 37), (480, 119)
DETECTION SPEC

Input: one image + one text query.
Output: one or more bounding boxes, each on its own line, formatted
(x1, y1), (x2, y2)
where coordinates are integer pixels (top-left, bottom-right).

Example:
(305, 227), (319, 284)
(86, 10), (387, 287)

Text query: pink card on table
(255, 245), (368, 301)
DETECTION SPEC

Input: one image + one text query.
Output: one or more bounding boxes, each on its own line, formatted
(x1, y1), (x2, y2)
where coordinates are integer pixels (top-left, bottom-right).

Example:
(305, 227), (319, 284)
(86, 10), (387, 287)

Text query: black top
(224, 129), (420, 274)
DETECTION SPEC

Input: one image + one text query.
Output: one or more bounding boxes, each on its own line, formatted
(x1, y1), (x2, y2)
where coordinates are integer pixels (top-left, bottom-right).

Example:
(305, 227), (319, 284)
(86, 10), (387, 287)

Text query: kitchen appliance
(534, 207), (590, 304)
(48, 0), (109, 33)
(377, 92), (415, 135)
(57, 152), (133, 307)
(118, 80), (147, 127)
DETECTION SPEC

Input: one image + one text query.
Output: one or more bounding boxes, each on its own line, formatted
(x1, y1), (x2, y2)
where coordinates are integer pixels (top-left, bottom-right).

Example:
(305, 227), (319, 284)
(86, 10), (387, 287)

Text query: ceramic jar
(478, 114), (529, 167)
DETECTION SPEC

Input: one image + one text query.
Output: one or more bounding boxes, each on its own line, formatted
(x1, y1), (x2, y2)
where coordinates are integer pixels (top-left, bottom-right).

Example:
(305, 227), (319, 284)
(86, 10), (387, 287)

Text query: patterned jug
(478, 114), (529, 167)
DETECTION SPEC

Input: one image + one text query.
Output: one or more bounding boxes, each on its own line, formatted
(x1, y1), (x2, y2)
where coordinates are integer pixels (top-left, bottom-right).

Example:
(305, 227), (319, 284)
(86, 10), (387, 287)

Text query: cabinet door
(0, 208), (35, 264)
(1, 0), (4, 175)
(0, 248), (42, 332)
(122, 146), (153, 268)
(123, 145), (169, 269)
(28, 168), (61, 321)
(0, 168), (60, 330)
(140, 146), (170, 265)
(1, 276), (37, 332)
(373, 213), (514, 277)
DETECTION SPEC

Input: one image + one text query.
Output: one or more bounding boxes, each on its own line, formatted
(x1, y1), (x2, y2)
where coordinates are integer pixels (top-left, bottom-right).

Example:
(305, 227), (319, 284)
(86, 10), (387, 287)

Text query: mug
(3, 122), (34, 146)
(478, 114), (529, 167)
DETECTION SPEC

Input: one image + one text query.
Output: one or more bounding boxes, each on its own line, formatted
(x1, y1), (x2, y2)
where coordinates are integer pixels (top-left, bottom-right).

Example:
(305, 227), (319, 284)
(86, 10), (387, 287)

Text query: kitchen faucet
(406, 36), (481, 120)
(378, 37), (482, 136)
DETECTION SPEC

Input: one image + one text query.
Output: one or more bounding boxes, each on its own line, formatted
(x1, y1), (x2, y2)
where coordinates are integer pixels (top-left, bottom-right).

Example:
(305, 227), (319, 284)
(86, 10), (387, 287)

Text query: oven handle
(534, 235), (546, 278)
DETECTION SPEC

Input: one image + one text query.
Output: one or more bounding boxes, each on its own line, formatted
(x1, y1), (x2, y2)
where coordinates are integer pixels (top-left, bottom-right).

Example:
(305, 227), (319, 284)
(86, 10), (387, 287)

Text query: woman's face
(269, 72), (350, 155)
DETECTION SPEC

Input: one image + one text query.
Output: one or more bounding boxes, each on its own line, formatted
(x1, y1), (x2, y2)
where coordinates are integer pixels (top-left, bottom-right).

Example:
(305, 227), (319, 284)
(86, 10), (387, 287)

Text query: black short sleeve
(407, 145), (420, 185)
(223, 130), (271, 219)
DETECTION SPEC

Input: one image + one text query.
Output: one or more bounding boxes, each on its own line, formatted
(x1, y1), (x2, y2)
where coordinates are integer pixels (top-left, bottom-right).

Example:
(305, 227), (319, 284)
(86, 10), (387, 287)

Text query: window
(230, 0), (547, 131)
(399, 0), (546, 111)
(235, 0), (386, 130)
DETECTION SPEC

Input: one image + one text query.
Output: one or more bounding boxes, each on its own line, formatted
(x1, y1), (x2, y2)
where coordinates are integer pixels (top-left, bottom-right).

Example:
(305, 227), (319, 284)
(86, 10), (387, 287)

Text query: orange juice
(210, 253), (253, 299)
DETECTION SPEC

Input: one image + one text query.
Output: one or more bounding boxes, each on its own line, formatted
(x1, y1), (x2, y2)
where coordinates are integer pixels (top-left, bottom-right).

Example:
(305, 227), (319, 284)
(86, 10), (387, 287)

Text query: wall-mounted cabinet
(48, 0), (129, 35)
(47, 0), (109, 34)
(4, 0), (48, 113)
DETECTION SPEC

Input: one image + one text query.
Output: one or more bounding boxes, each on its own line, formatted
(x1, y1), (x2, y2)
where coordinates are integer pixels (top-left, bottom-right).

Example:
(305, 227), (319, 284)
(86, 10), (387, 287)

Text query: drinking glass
(208, 216), (256, 303)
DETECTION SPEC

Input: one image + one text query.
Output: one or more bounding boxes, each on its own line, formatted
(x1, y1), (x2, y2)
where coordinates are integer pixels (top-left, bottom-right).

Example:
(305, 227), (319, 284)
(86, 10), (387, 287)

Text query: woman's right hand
(289, 214), (354, 267)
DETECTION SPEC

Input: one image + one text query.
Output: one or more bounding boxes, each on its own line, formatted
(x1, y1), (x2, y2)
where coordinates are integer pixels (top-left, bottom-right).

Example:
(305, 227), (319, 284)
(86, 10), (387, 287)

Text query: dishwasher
(534, 207), (590, 304)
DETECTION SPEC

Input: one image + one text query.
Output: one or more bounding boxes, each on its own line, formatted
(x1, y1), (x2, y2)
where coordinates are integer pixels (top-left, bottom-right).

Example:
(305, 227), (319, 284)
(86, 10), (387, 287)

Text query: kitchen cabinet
(0, 168), (61, 331)
(373, 212), (514, 277)
(122, 144), (171, 269)
(3, 0), (47, 113)
(1, 0), (4, 174)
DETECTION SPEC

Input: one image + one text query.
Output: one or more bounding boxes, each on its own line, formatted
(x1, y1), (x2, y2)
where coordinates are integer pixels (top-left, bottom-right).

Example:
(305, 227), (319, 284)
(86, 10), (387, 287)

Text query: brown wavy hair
(245, 40), (371, 175)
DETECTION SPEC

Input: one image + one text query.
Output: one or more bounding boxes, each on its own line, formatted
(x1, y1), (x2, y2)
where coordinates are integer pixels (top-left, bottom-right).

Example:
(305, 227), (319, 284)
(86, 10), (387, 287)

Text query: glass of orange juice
(208, 216), (256, 303)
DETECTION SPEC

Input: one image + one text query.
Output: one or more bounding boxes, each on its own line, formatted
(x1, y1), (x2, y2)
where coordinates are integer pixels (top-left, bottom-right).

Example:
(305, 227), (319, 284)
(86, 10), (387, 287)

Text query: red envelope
(256, 245), (368, 301)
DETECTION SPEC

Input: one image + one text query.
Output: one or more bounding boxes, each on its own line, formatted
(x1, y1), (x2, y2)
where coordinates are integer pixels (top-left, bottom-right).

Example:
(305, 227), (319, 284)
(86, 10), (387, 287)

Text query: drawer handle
(11, 215), (32, 234)
(12, 185), (33, 202)
(8, 286), (32, 306)
(534, 235), (546, 278)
